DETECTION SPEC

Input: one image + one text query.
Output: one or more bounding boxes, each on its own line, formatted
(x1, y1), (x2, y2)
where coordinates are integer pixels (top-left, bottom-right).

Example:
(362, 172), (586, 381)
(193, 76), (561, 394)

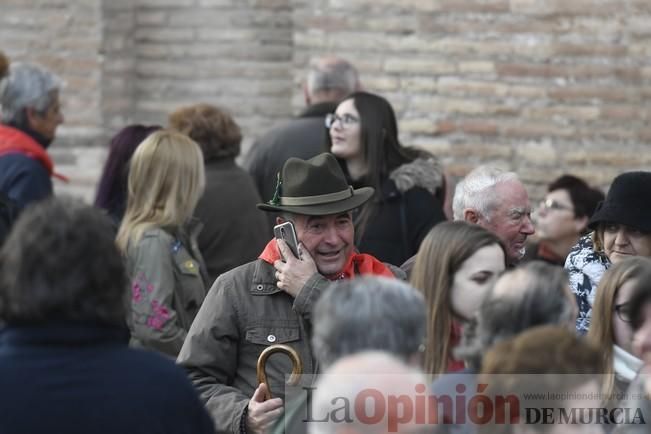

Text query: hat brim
(588, 204), (651, 233)
(257, 187), (374, 216)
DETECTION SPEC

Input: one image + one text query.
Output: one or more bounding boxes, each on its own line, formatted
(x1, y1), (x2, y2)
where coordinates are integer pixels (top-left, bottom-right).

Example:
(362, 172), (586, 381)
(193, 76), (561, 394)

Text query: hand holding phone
(273, 221), (300, 260)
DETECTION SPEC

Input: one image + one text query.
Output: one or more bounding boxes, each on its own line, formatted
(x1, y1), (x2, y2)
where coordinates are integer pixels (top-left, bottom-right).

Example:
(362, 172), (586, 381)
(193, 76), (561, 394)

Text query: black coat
(194, 158), (270, 282)
(0, 323), (215, 434)
(352, 158), (447, 266)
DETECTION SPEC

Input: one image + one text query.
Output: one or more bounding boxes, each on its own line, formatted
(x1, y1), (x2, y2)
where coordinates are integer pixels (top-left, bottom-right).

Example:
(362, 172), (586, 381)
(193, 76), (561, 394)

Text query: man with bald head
(452, 165), (535, 265)
(245, 57), (360, 228)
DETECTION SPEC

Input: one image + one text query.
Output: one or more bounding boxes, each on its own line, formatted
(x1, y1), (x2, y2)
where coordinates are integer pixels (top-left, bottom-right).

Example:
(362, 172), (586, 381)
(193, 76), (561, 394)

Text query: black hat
(257, 153), (374, 216)
(588, 171), (651, 233)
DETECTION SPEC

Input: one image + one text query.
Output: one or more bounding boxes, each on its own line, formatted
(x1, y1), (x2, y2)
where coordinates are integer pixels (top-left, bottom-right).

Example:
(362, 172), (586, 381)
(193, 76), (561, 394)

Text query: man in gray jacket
(177, 153), (402, 434)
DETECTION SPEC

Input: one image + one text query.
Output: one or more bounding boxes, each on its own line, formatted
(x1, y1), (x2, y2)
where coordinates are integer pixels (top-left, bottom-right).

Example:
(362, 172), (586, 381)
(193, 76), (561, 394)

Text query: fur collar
(389, 157), (443, 195)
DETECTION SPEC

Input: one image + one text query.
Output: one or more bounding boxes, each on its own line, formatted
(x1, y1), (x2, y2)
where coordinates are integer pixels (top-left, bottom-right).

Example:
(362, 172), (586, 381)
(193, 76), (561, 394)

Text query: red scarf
(0, 124), (68, 182)
(446, 319), (466, 372)
(259, 239), (394, 280)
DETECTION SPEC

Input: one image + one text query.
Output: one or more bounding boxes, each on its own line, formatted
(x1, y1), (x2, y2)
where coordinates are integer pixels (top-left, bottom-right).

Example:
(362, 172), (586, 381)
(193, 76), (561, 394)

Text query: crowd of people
(1, 49), (651, 434)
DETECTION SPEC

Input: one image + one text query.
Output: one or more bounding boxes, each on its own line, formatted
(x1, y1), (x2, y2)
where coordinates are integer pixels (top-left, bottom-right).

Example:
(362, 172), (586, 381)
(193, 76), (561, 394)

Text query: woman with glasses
(324, 91), (446, 266)
(524, 174), (603, 266)
(588, 257), (651, 405)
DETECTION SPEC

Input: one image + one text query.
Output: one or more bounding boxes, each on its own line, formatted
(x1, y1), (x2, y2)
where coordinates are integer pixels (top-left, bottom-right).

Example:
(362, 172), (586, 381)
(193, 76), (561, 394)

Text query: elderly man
(274, 276), (426, 434)
(0, 56), (65, 211)
(244, 57), (359, 229)
(309, 352), (429, 434)
(452, 165), (535, 265)
(178, 153), (403, 434)
(0, 197), (214, 434)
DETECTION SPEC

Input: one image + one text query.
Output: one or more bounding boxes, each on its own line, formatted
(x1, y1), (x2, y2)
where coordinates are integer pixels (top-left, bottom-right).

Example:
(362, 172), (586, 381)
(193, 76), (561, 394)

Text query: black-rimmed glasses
(325, 113), (359, 129)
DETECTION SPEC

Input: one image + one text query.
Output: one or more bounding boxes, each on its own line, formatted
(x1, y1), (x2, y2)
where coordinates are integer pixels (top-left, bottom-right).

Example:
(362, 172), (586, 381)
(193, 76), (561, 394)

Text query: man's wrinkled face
(292, 212), (355, 278)
(479, 181), (535, 264)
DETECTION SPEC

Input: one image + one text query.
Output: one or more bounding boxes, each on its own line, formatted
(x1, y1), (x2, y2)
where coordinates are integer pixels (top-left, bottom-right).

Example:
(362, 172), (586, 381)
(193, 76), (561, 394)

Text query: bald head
(305, 56), (359, 105)
(310, 351), (428, 434)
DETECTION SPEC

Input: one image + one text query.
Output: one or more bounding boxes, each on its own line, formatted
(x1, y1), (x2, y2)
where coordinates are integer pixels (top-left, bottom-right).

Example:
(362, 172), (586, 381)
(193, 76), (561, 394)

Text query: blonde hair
(116, 130), (205, 251)
(587, 257), (651, 399)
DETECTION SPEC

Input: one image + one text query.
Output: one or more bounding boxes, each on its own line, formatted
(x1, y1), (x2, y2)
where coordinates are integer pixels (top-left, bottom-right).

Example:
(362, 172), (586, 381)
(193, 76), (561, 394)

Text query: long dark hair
(94, 124), (161, 223)
(325, 91), (429, 241)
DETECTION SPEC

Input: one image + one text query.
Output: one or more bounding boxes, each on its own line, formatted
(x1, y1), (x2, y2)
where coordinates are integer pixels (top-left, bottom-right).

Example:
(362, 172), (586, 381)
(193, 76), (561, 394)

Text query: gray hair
(457, 261), (576, 370)
(452, 165), (519, 221)
(312, 276), (426, 369)
(0, 62), (61, 125)
(306, 57), (358, 97)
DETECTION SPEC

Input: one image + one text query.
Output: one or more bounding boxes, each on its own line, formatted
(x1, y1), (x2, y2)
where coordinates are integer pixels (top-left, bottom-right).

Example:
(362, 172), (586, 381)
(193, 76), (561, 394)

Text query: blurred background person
(566, 171), (651, 334)
(94, 124), (161, 225)
(478, 326), (602, 434)
(245, 56), (360, 231)
(613, 266), (651, 433)
(0, 197), (214, 434)
(410, 221), (506, 376)
(0, 55), (65, 211)
(274, 276), (427, 434)
(526, 174), (603, 266)
(326, 91), (446, 266)
(116, 130), (209, 357)
(588, 258), (651, 405)
(169, 103), (268, 282)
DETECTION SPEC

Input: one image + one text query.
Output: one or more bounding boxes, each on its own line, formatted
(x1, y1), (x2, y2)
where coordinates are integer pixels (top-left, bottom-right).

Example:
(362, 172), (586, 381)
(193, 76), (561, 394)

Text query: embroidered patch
(131, 273), (170, 331)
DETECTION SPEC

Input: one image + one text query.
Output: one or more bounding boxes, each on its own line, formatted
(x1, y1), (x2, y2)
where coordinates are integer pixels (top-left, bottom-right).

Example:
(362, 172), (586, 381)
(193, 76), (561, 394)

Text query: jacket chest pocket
(245, 325), (300, 346)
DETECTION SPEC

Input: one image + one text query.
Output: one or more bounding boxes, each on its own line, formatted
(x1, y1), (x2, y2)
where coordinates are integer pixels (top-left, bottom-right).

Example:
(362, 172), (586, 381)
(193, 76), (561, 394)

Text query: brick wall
(2, 0), (650, 202)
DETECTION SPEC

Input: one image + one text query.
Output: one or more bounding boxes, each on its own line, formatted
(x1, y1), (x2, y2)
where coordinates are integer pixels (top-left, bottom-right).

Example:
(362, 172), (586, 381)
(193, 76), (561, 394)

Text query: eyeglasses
(539, 198), (574, 213)
(614, 302), (633, 323)
(325, 113), (359, 129)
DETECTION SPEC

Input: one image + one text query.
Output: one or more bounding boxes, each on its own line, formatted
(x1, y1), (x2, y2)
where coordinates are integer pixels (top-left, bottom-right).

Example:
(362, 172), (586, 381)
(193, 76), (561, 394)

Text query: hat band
(279, 186), (353, 206)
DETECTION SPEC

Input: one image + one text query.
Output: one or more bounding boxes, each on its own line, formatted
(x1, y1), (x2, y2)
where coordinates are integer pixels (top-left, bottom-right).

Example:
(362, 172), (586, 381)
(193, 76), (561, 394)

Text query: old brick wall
(2, 0), (650, 202)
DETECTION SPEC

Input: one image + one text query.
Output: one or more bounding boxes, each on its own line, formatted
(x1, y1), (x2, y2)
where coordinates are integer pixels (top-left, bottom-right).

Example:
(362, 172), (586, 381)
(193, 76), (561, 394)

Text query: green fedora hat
(257, 153), (374, 216)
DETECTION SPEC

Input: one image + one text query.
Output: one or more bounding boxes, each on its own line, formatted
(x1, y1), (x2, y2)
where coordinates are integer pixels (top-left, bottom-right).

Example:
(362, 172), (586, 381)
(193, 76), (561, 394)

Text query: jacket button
(267, 334), (276, 343)
(256, 284), (264, 291)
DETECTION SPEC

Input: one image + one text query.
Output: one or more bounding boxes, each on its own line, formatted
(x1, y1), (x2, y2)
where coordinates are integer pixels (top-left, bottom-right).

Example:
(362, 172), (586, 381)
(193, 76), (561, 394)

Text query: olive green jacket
(177, 257), (405, 434)
(126, 223), (209, 357)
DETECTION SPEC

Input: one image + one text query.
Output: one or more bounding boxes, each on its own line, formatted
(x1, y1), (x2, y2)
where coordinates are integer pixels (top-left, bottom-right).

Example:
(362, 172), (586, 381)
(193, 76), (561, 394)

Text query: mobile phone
(273, 221), (300, 259)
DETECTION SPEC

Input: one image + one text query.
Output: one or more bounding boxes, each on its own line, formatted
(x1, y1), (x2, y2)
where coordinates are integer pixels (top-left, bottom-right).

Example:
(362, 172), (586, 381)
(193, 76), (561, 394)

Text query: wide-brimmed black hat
(588, 171), (651, 233)
(257, 153), (374, 216)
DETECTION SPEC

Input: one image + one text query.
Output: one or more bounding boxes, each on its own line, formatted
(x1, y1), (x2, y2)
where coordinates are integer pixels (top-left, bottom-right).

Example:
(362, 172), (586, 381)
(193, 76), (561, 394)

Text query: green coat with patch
(126, 223), (209, 357)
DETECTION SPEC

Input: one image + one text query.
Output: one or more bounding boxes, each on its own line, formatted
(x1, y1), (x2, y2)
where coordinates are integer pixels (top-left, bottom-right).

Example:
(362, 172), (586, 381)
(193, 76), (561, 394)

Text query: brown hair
(587, 257), (651, 398)
(168, 103), (241, 160)
(409, 221), (505, 377)
(479, 326), (601, 434)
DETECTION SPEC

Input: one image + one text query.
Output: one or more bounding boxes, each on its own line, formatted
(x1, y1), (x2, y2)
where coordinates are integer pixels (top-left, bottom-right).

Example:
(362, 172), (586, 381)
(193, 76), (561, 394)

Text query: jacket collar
(299, 102), (338, 119)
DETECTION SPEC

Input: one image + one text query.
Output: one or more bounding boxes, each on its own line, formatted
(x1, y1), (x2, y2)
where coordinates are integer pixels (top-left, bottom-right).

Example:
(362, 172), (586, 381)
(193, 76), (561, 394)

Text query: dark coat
(0, 323), (215, 434)
(244, 102), (337, 230)
(194, 158), (270, 282)
(0, 153), (51, 211)
(354, 158), (447, 266)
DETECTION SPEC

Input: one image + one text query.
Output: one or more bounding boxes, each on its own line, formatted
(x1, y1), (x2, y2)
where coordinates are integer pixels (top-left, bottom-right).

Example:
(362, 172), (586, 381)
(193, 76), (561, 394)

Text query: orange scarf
(259, 239), (394, 280)
(0, 124), (68, 182)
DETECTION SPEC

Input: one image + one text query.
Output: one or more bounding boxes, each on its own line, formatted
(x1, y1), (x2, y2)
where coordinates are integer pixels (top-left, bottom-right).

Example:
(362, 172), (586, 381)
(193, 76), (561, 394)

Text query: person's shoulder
(388, 157), (444, 196)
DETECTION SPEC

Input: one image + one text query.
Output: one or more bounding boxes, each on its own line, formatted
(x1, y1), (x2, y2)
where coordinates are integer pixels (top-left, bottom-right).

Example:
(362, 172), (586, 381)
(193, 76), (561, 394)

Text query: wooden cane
(256, 344), (304, 400)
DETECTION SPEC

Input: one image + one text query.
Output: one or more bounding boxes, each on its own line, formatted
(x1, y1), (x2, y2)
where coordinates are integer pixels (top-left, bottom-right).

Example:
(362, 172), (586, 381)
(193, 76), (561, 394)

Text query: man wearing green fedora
(177, 153), (404, 434)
